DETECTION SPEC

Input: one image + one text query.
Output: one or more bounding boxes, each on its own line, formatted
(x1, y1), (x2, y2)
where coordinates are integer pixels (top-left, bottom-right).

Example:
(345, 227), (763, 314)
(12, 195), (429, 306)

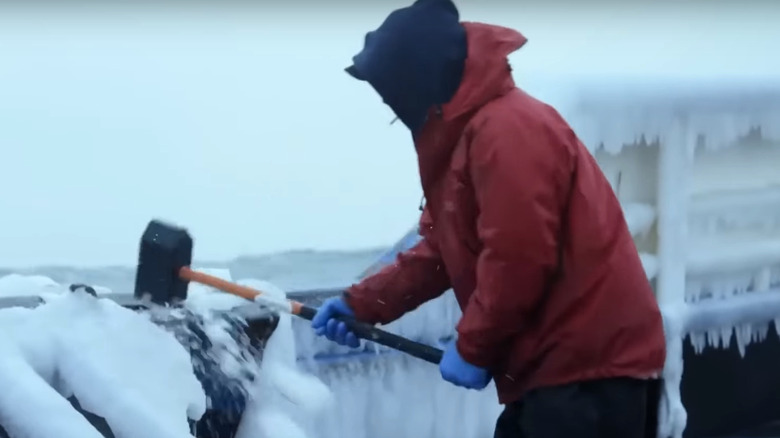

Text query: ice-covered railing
(521, 74), (780, 154)
(0, 277), (206, 438)
(0, 272), (332, 438)
(655, 184), (780, 438)
(657, 286), (780, 438)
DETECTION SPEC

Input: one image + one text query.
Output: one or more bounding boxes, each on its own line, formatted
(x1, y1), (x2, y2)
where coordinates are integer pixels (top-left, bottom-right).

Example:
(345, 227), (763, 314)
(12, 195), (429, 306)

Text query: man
(311, 0), (666, 437)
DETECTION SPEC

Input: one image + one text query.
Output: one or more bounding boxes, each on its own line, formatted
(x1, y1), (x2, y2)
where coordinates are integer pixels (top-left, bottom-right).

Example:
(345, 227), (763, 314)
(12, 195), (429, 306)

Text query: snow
(0, 272), (332, 438)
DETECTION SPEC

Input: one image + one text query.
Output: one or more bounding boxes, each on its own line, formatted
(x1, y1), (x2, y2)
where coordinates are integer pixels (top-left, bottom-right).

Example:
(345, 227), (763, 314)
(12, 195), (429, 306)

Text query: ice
(305, 355), (501, 438)
(51, 295), (206, 437)
(0, 341), (105, 438)
(0, 276), (206, 437)
(658, 285), (780, 438)
(639, 253), (659, 281)
(622, 202), (656, 238)
(174, 271), (333, 438)
(687, 236), (780, 277)
(0, 272), (332, 438)
(526, 74), (780, 154)
(234, 279), (333, 438)
(185, 267), (247, 313)
(0, 273), (63, 301)
(291, 292), (502, 438)
(657, 302), (688, 438)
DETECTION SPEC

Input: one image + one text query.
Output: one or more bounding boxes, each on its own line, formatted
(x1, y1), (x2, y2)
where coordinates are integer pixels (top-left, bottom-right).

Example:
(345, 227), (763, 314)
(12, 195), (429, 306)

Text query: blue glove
(439, 340), (491, 390)
(310, 297), (361, 348)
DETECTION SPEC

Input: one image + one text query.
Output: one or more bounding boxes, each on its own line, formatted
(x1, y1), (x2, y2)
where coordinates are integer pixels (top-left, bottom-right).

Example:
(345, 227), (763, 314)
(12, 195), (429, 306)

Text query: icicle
(752, 323), (769, 343)
(706, 328), (720, 348)
(719, 326), (733, 349)
(734, 324), (753, 357)
(688, 332), (706, 354)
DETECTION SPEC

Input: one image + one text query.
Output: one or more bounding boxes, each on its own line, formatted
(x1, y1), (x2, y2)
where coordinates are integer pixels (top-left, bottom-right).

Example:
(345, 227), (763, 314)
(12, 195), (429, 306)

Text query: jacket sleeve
(455, 115), (566, 369)
(344, 210), (452, 325)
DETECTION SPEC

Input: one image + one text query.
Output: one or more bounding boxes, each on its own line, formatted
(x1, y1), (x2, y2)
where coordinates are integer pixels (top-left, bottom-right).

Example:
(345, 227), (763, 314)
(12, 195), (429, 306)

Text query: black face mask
(345, 0), (467, 135)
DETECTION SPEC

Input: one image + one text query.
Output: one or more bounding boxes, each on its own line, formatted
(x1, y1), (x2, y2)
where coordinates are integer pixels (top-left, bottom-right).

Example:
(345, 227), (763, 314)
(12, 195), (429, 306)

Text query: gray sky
(0, 1), (778, 268)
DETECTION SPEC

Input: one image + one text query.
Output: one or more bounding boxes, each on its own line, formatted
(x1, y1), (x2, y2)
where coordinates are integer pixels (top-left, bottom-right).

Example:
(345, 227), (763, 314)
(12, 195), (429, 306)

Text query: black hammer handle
(178, 268), (444, 365)
(297, 305), (444, 365)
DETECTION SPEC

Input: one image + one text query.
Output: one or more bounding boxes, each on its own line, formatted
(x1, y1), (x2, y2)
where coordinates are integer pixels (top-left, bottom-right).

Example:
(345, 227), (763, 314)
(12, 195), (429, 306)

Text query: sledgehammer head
(134, 220), (193, 305)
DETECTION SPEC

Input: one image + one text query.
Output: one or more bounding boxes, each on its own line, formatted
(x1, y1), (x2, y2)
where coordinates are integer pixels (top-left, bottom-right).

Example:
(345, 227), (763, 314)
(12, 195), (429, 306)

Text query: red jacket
(345, 22), (666, 404)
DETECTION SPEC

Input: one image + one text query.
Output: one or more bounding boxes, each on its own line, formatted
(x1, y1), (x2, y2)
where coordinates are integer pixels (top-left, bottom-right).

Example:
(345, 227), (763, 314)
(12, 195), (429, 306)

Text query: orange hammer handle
(178, 267), (305, 314)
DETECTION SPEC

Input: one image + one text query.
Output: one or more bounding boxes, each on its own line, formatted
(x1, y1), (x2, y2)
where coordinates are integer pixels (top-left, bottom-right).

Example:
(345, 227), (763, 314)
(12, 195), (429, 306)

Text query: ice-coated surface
(0, 275), (206, 437)
(657, 301), (688, 438)
(622, 202), (656, 238)
(305, 355), (501, 438)
(522, 74), (780, 154)
(0, 273), (332, 438)
(233, 278), (332, 438)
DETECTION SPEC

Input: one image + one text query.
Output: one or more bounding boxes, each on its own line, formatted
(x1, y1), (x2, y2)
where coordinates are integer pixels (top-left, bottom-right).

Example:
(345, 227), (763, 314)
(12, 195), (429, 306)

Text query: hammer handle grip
(297, 305), (444, 365)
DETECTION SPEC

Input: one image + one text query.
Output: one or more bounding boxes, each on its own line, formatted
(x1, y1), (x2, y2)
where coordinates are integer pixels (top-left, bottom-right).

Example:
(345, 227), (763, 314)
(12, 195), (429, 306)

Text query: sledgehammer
(134, 219), (444, 365)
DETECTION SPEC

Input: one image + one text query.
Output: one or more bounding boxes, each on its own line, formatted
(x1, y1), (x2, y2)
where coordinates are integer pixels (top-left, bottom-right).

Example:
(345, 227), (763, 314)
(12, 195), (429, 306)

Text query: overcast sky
(0, 1), (778, 268)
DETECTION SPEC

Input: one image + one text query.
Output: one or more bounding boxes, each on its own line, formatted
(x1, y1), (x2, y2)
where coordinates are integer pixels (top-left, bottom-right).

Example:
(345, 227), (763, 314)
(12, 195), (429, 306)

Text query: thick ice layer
(688, 186), (780, 238)
(526, 74), (780, 153)
(148, 269), (333, 438)
(298, 354), (501, 438)
(685, 265), (780, 303)
(232, 278), (333, 438)
(0, 279), (206, 437)
(657, 303), (688, 438)
(0, 272), (332, 438)
(0, 341), (105, 438)
(684, 287), (780, 356)
(658, 285), (780, 438)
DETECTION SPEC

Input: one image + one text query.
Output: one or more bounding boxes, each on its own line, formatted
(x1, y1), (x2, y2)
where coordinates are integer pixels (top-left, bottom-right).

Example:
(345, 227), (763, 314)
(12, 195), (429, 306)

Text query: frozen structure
(290, 76), (780, 438)
(0, 272), (331, 438)
(556, 77), (780, 438)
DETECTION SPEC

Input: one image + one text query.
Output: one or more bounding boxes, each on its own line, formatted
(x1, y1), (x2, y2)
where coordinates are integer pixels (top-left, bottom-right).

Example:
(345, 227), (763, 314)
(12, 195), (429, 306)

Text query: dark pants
(494, 377), (658, 438)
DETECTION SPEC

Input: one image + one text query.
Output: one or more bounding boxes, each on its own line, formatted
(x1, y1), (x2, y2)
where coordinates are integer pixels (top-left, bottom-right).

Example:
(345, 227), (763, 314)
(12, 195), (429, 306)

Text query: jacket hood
(441, 22), (527, 121)
(414, 22), (527, 192)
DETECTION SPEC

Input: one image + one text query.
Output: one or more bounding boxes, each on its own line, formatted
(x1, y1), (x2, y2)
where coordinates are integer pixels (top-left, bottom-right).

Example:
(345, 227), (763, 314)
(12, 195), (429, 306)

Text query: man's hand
(311, 297), (361, 348)
(439, 340), (491, 390)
